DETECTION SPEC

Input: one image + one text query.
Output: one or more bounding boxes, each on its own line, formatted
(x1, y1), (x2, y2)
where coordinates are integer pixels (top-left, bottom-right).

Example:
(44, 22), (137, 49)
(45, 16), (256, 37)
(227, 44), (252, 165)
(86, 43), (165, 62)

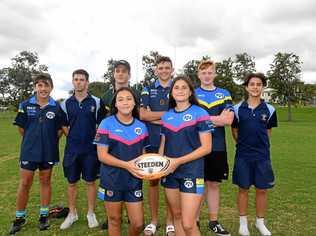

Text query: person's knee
(182, 220), (194, 233)
(172, 209), (182, 221)
(130, 220), (144, 233)
(85, 181), (96, 187)
(108, 215), (122, 228)
(20, 178), (32, 190)
(39, 175), (51, 186)
(239, 188), (249, 194)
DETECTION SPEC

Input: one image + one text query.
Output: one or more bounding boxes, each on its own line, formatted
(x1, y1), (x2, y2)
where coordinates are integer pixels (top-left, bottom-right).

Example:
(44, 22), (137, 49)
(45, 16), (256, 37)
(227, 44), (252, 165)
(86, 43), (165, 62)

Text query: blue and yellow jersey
(94, 115), (149, 191)
(195, 87), (233, 151)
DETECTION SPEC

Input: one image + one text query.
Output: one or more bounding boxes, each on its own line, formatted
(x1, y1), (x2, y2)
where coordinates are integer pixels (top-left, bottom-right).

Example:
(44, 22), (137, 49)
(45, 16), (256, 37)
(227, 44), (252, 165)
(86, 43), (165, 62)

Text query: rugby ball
(134, 153), (170, 180)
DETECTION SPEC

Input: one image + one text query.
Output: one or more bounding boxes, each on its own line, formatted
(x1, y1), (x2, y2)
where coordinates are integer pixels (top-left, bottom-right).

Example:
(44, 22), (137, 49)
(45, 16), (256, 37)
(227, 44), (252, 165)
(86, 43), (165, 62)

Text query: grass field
(0, 107), (315, 235)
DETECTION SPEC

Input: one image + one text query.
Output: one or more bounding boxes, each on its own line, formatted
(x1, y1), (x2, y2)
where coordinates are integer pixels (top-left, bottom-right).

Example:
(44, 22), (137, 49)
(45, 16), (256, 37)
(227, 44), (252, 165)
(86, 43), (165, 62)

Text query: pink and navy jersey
(94, 115), (149, 191)
(161, 104), (213, 178)
(195, 87), (233, 151)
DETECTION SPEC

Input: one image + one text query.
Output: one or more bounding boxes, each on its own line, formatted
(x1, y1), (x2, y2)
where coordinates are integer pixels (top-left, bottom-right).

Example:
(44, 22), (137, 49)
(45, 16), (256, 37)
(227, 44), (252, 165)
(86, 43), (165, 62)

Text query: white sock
(256, 217), (271, 236)
(239, 216), (250, 235)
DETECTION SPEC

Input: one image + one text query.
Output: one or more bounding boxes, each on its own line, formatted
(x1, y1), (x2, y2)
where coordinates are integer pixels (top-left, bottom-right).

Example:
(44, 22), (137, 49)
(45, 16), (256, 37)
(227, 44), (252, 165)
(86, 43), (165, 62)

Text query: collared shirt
(232, 100), (278, 160)
(94, 115), (149, 191)
(195, 86), (233, 151)
(13, 96), (64, 163)
(60, 94), (106, 160)
(140, 79), (172, 148)
(161, 104), (213, 178)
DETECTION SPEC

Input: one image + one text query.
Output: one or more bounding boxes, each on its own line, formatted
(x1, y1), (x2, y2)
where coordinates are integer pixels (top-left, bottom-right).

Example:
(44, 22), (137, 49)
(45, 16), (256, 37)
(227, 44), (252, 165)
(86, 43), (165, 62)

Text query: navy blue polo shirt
(13, 96), (64, 163)
(94, 115), (149, 191)
(161, 105), (213, 178)
(232, 100), (278, 160)
(195, 87), (233, 151)
(140, 79), (172, 148)
(60, 94), (106, 162)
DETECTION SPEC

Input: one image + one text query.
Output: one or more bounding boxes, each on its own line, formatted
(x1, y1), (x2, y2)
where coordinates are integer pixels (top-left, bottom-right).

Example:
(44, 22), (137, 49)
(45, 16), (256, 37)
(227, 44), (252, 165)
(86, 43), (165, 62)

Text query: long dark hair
(110, 87), (139, 119)
(168, 76), (200, 109)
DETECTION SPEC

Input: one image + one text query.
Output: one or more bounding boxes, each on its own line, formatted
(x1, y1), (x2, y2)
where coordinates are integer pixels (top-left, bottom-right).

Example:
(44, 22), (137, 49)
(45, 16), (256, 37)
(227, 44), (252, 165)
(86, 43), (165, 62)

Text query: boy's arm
(267, 129), (272, 137)
(210, 109), (234, 126)
(18, 127), (24, 136)
(231, 127), (238, 142)
(139, 107), (165, 122)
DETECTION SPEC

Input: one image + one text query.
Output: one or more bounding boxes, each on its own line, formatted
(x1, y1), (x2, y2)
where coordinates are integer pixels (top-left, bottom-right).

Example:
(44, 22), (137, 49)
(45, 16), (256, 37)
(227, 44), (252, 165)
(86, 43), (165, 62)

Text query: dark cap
(33, 72), (53, 87)
(243, 72), (267, 87)
(114, 60), (131, 73)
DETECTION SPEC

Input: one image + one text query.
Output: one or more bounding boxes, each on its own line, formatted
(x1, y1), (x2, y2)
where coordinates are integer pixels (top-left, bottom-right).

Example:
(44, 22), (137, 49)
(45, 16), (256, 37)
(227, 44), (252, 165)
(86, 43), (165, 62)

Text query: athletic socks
(239, 215), (250, 236)
(255, 217), (271, 236)
(40, 206), (49, 217)
(16, 210), (26, 219)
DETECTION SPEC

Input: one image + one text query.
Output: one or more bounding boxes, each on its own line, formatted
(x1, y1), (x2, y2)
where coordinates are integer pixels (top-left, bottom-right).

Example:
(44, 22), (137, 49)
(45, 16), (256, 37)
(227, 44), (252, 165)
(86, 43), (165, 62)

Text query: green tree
(141, 51), (163, 86)
(103, 58), (116, 85)
(182, 56), (211, 87)
(88, 81), (109, 98)
(0, 51), (48, 108)
(234, 52), (256, 83)
(267, 52), (303, 121)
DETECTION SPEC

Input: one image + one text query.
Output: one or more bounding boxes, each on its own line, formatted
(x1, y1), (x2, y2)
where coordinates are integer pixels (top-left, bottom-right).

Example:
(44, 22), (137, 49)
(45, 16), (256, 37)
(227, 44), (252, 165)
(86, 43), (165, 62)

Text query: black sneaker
(208, 221), (231, 236)
(9, 217), (26, 234)
(38, 215), (49, 231)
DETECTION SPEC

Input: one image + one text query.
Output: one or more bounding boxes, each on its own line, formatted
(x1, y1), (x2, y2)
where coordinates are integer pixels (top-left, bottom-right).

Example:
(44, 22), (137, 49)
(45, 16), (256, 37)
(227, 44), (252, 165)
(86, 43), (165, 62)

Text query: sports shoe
(9, 217), (26, 234)
(38, 215), (49, 231)
(87, 212), (99, 228)
(209, 221), (231, 236)
(60, 213), (78, 229)
(255, 219), (271, 236)
(238, 224), (250, 236)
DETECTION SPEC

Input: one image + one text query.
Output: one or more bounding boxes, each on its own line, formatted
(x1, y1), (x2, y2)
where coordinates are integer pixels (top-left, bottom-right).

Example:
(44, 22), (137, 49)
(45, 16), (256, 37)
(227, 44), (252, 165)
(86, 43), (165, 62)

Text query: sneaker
(9, 217), (26, 234)
(209, 221), (231, 236)
(255, 221), (271, 236)
(38, 215), (49, 231)
(238, 224), (250, 236)
(60, 213), (78, 230)
(87, 212), (99, 228)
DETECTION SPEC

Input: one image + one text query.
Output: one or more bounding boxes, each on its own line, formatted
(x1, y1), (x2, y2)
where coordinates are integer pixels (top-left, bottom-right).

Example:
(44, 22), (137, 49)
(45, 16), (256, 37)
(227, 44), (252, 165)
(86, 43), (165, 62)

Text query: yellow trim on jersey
(141, 91), (149, 95)
(198, 96), (232, 109)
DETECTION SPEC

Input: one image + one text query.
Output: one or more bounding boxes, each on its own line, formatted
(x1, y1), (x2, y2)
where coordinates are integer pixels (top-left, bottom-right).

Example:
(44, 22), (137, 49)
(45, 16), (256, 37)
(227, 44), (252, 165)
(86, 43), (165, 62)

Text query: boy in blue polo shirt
(231, 73), (277, 236)
(140, 56), (174, 235)
(10, 73), (65, 234)
(60, 69), (106, 230)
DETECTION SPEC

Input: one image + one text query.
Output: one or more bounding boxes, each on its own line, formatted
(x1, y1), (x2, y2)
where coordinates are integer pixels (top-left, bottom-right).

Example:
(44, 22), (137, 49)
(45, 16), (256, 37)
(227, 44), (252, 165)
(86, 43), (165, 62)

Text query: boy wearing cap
(9, 73), (65, 234)
(195, 60), (234, 236)
(140, 56), (174, 236)
(231, 73), (277, 236)
(60, 69), (106, 230)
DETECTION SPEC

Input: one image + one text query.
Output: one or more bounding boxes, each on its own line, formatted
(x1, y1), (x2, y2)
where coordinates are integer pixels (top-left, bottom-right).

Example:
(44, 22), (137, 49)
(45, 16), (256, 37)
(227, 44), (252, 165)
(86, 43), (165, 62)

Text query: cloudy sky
(1, 0), (315, 99)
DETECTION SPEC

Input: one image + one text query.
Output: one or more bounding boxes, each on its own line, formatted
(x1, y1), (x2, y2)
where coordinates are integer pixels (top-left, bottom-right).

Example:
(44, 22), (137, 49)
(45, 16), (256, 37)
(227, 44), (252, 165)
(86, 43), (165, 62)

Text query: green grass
(0, 107), (315, 235)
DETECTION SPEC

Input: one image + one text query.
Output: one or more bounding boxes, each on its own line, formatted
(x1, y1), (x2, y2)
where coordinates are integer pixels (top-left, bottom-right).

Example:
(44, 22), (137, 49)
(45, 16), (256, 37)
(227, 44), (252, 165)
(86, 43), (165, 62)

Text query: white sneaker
(255, 221), (271, 236)
(239, 224), (250, 236)
(87, 212), (99, 228)
(60, 213), (78, 230)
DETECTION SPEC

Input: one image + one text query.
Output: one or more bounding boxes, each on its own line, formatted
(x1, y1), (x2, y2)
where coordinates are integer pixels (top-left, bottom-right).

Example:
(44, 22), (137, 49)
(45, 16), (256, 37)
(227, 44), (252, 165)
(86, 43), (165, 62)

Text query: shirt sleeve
(142, 126), (150, 148)
(231, 113), (239, 128)
(13, 103), (27, 128)
(224, 90), (234, 111)
(93, 120), (109, 146)
(267, 111), (278, 129)
(56, 104), (68, 129)
(140, 87), (150, 108)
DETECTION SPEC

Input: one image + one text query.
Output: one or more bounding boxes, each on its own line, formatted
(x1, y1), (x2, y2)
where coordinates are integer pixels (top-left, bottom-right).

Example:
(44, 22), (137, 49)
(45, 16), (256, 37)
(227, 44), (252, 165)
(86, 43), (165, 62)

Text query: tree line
(1, 50), (315, 121)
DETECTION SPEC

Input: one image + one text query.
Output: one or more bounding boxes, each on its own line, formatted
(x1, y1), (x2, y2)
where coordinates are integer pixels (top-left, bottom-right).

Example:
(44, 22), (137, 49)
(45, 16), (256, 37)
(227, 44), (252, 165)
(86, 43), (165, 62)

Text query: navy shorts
(233, 158), (275, 189)
(161, 175), (204, 194)
(63, 154), (100, 184)
(204, 151), (229, 182)
(20, 161), (55, 171)
(97, 187), (143, 202)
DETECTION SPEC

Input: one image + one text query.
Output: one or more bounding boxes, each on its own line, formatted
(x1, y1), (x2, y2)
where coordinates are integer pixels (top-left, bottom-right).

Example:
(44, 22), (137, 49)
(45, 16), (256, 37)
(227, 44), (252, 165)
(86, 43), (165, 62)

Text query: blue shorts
(20, 161), (56, 171)
(63, 153), (100, 183)
(97, 187), (143, 202)
(161, 175), (204, 194)
(233, 158), (275, 189)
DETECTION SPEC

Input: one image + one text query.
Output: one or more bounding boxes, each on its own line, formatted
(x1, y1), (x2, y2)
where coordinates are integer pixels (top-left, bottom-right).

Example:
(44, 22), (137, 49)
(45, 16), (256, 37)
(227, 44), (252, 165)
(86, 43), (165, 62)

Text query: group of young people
(9, 56), (277, 236)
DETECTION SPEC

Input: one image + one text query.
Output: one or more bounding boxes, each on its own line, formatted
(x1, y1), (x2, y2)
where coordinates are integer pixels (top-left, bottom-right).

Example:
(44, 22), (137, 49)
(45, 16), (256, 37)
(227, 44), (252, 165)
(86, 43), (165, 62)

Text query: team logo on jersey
(90, 106), (95, 112)
(183, 114), (193, 122)
(215, 92), (224, 99)
(197, 94), (205, 97)
(106, 190), (114, 197)
(167, 116), (174, 120)
(184, 180), (194, 189)
(26, 106), (36, 116)
(134, 190), (142, 198)
(261, 114), (268, 122)
(46, 111), (55, 119)
(134, 127), (142, 135)
(115, 129), (123, 133)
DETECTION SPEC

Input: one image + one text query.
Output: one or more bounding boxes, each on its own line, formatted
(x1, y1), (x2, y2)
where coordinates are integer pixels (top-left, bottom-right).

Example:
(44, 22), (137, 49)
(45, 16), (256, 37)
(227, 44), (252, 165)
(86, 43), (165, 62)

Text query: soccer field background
(0, 107), (315, 235)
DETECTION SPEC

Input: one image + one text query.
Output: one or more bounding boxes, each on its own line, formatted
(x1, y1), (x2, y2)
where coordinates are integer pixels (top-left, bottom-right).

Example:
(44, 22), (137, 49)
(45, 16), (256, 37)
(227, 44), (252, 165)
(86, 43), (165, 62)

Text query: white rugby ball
(134, 153), (170, 180)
